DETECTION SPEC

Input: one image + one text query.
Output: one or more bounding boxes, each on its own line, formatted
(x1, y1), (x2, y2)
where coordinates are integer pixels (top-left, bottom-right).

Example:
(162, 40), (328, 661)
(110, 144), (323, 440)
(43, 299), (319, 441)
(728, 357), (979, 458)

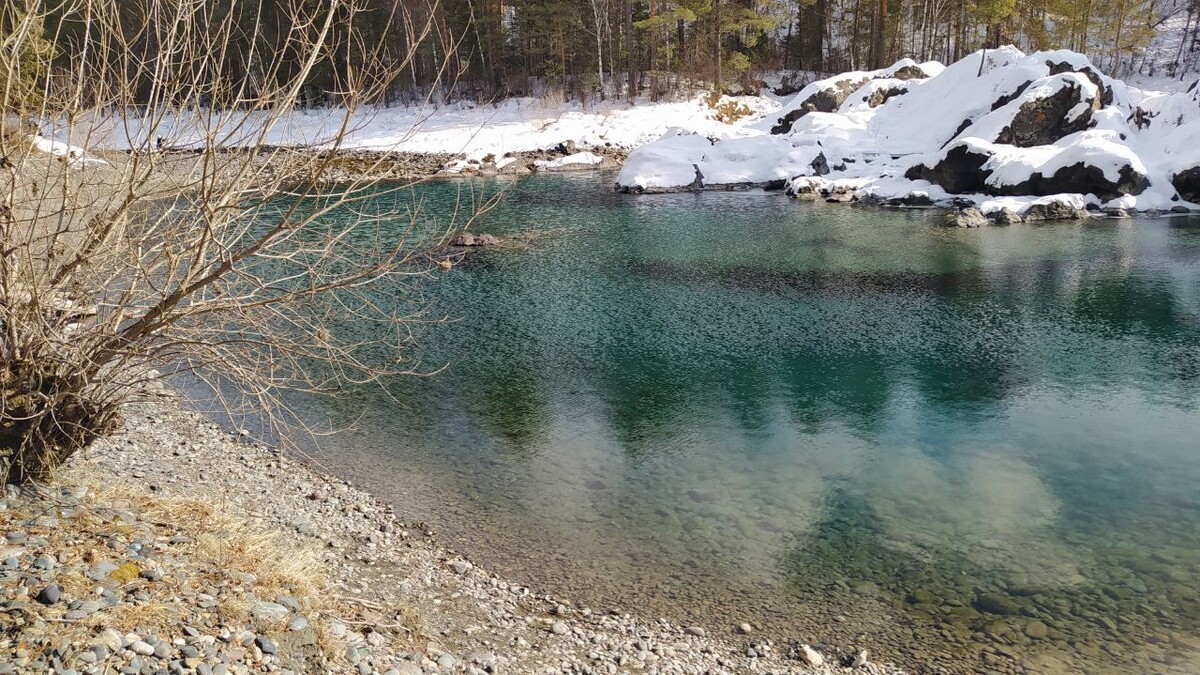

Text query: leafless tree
(0, 0), (483, 483)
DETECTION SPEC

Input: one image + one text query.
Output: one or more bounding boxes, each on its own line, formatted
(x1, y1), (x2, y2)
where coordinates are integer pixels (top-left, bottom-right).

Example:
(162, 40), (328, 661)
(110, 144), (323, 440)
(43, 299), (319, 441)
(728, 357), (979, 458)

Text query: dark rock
(883, 192), (935, 207)
(772, 73), (808, 97)
(994, 75), (1099, 147)
(771, 76), (870, 134)
(1046, 60), (1114, 106)
(36, 584), (62, 605)
(1172, 165), (1200, 203)
(906, 144), (992, 194)
(810, 152), (830, 176)
(990, 81), (1035, 115)
(907, 141), (1148, 201)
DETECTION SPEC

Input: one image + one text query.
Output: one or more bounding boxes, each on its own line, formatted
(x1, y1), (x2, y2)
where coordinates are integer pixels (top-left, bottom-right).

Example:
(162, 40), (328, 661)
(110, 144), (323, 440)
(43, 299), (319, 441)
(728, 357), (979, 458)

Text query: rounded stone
(35, 585), (62, 605)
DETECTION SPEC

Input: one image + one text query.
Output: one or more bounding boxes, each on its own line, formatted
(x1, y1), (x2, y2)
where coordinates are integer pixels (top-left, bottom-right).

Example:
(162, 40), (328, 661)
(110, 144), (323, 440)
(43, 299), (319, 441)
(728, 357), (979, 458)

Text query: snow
(29, 135), (106, 166)
(534, 151), (605, 170)
(25, 40), (1200, 214)
(618, 132), (826, 191)
(616, 47), (1200, 212)
(79, 93), (779, 162)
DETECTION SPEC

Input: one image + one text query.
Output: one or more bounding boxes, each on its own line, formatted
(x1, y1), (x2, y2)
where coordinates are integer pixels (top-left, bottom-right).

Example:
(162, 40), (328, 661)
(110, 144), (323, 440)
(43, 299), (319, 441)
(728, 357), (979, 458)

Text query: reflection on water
(298, 173), (1200, 673)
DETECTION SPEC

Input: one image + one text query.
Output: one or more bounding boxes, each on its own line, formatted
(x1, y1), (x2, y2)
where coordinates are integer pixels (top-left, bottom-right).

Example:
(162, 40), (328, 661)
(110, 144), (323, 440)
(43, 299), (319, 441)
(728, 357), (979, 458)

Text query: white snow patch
(534, 151), (605, 170)
(29, 135), (106, 166)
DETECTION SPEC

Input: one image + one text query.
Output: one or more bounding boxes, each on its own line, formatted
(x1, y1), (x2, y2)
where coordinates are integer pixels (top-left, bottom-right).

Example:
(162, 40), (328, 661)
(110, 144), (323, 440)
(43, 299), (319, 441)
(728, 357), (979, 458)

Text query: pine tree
(1, 8), (55, 113)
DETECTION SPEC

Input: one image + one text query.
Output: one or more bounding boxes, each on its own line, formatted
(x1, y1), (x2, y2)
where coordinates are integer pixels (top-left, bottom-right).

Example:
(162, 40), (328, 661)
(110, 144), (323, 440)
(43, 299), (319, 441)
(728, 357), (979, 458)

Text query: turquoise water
(303, 173), (1200, 673)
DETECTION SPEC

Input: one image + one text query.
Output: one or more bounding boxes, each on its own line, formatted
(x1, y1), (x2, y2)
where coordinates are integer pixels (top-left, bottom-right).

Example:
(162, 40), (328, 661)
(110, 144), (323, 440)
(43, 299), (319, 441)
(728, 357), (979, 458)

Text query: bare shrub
(0, 0), (479, 483)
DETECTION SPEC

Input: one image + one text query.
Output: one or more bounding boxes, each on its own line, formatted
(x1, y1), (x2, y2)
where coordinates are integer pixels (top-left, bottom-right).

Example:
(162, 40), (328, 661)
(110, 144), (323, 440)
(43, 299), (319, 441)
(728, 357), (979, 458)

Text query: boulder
(889, 64), (930, 80)
(974, 592), (1020, 615)
(867, 82), (910, 108)
(810, 152), (830, 176)
(880, 58), (938, 81)
(770, 75), (870, 134)
(906, 144), (992, 194)
(1046, 59), (1115, 106)
(1019, 161), (1147, 200)
(1023, 200), (1091, 221)
(988, 208), (1022, 224)
(945, 207), (988, 228)
(994, 75), (1100, 147)
(907, 138), (1148, 201)
(1172, 165), (1200, 203)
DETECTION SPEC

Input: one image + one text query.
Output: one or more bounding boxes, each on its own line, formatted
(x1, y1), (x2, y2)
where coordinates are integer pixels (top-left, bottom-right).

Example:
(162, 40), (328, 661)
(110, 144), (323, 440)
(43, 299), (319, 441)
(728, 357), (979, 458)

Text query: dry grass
(47, 459), (430, 668)
(34, 463), (330, 642)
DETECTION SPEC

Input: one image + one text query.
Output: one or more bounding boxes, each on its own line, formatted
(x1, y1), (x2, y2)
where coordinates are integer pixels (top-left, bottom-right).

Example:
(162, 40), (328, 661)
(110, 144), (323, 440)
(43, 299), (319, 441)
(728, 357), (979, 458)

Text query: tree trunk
(626, 0), (635, 99)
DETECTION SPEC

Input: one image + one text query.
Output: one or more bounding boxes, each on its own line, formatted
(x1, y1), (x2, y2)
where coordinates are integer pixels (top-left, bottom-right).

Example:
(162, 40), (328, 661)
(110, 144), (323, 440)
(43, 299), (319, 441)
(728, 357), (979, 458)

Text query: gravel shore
(0, 383), (906, 675)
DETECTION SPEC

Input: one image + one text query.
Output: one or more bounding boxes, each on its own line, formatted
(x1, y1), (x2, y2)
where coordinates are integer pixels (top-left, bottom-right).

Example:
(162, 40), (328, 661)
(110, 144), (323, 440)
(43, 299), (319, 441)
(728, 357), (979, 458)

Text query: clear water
(299, 173), (1200, 673)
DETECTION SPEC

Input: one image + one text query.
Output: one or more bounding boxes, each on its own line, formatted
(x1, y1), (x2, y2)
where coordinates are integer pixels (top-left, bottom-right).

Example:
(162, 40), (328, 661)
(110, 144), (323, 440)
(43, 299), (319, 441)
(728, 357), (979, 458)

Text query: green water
(305, 173), (1200, 673)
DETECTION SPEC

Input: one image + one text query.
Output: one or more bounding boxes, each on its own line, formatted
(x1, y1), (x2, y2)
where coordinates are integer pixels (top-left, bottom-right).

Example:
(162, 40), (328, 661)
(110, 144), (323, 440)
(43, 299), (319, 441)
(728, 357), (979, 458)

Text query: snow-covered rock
(764, 71), (873, 134)
(907, 132), (1148, 200)
(617, 46), (1200, 215)
(952, 72), (1100, 148)
(616, 132), (824, 193)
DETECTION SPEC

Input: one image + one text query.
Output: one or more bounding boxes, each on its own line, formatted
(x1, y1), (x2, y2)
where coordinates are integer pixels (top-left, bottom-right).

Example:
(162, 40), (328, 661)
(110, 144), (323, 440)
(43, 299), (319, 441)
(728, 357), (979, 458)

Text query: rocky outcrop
(888, 64), (932, 81)
(770, 75), (870, 134)
(866, 82), (910, 108)
(1046, 60), (1115, 106)
(1172, 165), (1200, 203)
(906, 144), (992, 194)
(994, 76), (1100, 147)
(907, 140), (1148, 201)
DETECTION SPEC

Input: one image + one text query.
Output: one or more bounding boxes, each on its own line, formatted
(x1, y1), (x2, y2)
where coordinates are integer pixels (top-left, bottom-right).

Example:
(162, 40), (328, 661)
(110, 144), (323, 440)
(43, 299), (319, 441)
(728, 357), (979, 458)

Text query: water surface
(301, 173), (1200, 673)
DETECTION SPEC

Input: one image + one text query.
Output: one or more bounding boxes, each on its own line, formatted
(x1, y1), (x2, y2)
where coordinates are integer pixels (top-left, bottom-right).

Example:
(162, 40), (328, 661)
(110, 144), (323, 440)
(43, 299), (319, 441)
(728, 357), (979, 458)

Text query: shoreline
(0, 383), (905, 674)
(231, 144), (1198, 223)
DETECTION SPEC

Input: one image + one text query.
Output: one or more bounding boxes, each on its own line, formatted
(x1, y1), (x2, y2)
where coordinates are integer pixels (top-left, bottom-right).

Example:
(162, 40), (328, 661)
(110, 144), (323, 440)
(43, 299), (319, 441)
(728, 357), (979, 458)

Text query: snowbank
(534, 151), (606, 171)
(617, 132), (824, 193)
(29, 135), (107, 166)
(617, 47), (1200, 216)
(68, 93), (778, 163)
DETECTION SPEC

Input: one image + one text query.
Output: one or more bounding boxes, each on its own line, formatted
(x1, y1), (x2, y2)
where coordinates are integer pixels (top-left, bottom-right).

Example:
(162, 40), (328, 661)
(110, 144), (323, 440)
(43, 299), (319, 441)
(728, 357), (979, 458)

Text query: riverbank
(0, 381), (904, 675)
